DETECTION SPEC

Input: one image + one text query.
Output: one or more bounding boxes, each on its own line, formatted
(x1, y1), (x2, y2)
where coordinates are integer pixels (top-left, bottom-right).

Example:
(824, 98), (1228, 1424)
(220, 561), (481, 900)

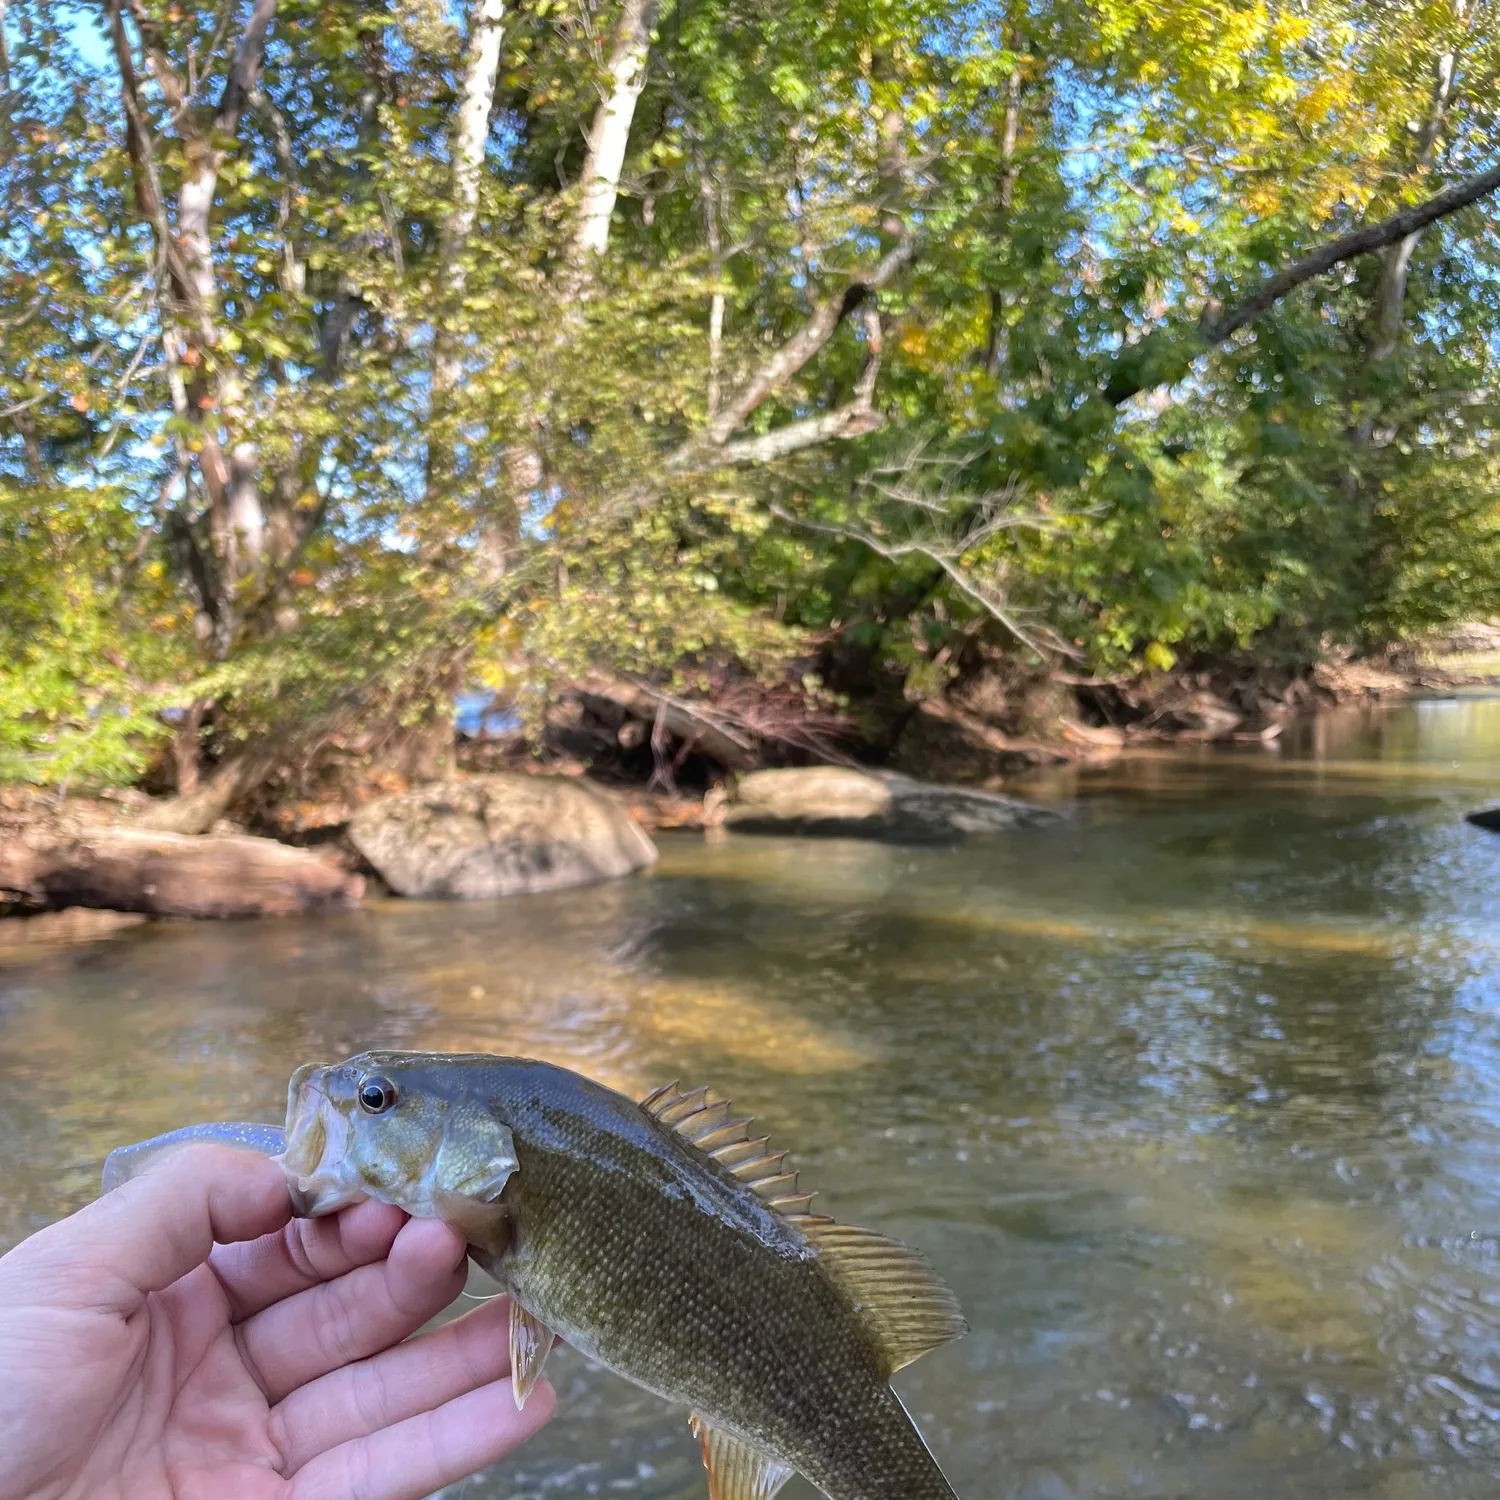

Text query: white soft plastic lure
(101, 1121), (288, 1192)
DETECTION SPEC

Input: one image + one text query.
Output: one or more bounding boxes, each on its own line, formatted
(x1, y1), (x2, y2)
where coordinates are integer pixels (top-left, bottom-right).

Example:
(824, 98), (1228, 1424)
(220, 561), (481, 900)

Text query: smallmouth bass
(106, 1052), (968, 1500)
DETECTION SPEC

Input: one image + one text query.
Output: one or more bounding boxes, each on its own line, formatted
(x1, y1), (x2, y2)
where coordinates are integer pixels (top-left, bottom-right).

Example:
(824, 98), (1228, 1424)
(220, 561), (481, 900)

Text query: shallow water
(5, 697), (1500, 1499)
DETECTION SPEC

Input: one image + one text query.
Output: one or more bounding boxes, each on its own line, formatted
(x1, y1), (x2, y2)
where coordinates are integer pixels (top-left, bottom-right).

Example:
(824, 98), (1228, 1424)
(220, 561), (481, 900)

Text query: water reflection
(4, 697), (1500, 1497)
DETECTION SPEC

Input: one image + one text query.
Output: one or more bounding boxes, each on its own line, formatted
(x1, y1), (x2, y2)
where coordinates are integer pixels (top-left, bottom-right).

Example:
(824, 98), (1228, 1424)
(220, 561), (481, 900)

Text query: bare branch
(770, 504), (1063, 659)
(766, 448), (1081, 658)
(667, 235), (915, 471)
(694, 305), (887, 469)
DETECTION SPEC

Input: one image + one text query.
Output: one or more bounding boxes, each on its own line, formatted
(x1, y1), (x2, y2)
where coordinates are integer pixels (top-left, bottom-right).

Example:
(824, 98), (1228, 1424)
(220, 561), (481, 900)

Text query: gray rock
(349, 775), (658, 899)
(723, 766), (1063, 841)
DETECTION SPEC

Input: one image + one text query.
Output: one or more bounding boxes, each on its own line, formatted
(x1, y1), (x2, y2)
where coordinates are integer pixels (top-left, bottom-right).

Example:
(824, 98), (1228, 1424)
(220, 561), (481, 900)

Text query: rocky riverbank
(5, 629), (1497, 924)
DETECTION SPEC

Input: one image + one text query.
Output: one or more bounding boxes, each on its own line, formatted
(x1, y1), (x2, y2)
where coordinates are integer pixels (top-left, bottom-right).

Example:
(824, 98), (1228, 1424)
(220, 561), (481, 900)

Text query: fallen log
(578, 671), (758, 772)
(0, 825), (363, 919)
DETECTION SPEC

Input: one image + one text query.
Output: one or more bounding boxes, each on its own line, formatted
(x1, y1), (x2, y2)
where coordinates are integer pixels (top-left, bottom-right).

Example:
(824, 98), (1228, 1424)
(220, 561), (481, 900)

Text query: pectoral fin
(509, 1301), (552, 1410)
(688, 1415), (793, 1500)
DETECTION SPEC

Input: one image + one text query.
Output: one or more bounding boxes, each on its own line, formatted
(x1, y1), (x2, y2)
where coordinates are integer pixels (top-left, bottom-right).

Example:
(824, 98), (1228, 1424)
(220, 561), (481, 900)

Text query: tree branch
(215, 0), (276, 136)
(667, 235), (915, 470)
(766, 447), (1080, 658)
(769, 501), (1067, 659)
(1202, 161), (1500, 345)
(123, 0), (189, 122)
(1102, 159), (1500, 407)
(708, 403), (887, 468)
(694, 306), (886, 469)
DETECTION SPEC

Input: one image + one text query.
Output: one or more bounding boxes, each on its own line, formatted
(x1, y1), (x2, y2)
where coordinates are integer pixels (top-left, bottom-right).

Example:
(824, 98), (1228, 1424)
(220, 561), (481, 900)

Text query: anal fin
(509, 1300), (553, 1410)
(689, 1414), (794, 1500)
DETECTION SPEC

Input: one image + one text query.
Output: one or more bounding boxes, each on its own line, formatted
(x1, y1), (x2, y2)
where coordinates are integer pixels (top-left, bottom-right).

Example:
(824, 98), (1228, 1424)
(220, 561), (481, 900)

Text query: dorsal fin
(783, 1215), (968, 1375)
(640, 1083), (804, 1198)
(640, 1081), (967, 1376)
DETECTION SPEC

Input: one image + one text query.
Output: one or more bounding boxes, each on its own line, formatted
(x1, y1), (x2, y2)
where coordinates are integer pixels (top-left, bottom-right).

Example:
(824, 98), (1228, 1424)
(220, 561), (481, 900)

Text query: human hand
(0, 1145), (554, 1500)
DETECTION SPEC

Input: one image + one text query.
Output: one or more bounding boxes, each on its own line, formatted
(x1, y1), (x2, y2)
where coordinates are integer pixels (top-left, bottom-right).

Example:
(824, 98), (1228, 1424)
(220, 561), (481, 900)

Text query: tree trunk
(0, 826), (362, 919)
(702, 167), (725, 417)
(496, 0), (662, 551)
(571, 0), (660, 263)
(429, 0), (508, 427)
(1366, 45), (1458, 362)
(134, 749), (277, 834)
(170, 698), (209, 795)
(106, 0), (279, 639)
(985, 57), (1022, 379)
(579, 672), (757, 771)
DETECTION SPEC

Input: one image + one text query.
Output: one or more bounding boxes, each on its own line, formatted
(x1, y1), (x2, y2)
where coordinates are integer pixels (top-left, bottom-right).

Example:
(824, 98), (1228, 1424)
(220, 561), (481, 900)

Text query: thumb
(3, 1145), (293, 1311)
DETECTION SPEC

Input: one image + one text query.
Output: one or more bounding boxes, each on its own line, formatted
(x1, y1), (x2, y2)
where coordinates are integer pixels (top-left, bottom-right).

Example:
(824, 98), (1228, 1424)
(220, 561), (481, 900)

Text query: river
(4, 696), (1500, 1498)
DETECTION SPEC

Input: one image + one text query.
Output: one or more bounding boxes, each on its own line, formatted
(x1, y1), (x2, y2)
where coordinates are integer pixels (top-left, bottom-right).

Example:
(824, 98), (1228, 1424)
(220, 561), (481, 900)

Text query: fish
(106, 1051), (968, 1500)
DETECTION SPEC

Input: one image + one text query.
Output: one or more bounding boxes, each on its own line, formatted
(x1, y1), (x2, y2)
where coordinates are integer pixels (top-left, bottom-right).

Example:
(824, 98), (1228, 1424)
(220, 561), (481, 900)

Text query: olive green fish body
(474, 1060), (957, 1500)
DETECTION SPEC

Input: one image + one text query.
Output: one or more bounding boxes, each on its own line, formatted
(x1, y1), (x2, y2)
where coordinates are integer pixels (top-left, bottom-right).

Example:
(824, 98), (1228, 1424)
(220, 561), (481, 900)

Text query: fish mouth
(272, 1064), (368, 1218)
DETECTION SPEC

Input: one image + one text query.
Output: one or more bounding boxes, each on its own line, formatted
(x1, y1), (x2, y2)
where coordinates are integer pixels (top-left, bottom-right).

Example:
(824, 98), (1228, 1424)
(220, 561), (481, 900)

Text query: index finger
(6, 1146), (293, 1311)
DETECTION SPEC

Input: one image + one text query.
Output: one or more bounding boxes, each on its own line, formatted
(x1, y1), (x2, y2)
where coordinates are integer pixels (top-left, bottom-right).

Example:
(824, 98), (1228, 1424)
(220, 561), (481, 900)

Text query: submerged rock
(723, 766), (1063, 841)
(349, 774), (658, 899)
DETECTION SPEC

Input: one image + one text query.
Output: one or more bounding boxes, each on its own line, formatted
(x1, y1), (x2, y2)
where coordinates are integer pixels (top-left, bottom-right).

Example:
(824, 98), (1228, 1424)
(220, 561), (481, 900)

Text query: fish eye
(358, 1075), (398, 1115)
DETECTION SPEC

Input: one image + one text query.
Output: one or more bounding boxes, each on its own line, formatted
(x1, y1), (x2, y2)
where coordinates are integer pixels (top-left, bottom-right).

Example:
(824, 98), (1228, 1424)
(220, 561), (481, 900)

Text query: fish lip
(273, 1068), (368, 1218)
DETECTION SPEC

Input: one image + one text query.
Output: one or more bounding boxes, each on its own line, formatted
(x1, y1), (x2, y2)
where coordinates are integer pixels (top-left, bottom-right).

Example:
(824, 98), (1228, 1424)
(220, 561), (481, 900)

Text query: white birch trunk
(431, 0), (508, 407)
(571, 0), (659, 262)
(494, 0), (660, 534)
(702, 172), (725, 416)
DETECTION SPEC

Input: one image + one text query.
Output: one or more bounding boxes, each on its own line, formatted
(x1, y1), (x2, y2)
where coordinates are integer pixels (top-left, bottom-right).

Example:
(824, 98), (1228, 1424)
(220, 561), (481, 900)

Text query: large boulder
(723, 766), (1063, 841)
(349, 775), (658, 899)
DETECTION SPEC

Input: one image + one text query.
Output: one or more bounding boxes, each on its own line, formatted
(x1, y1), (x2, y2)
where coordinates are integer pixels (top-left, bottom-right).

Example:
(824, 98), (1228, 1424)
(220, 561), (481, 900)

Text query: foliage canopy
(1, 0), (1497, 787)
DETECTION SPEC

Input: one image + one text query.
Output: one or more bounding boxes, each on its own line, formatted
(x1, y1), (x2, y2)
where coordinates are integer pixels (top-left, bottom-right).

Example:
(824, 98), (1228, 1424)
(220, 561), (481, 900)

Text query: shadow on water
(5, 696), (1500, 1497)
